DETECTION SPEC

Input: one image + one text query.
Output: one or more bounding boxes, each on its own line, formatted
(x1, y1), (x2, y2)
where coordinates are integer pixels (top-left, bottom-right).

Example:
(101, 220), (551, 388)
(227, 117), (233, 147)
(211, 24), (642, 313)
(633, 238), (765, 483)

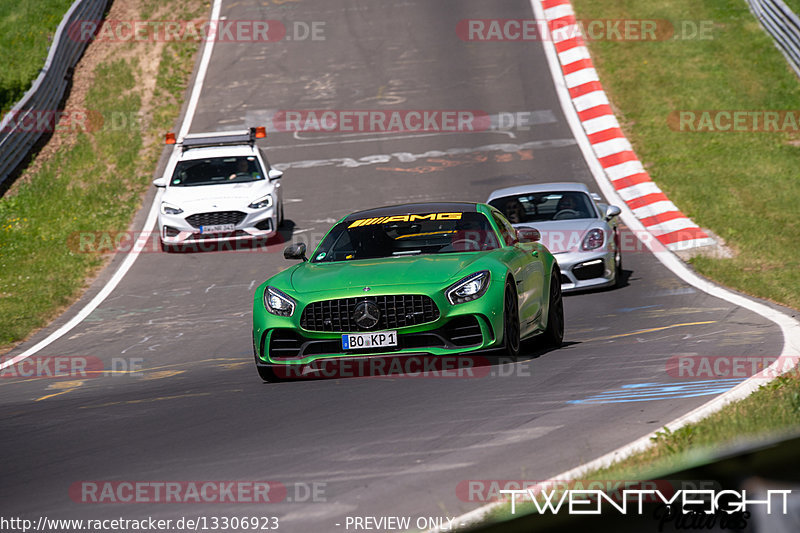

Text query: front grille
(268, 330), (304, 359)
(300, 295), (440, 332)
(255, 218), (272, 231)
(186, 211), (246, 228)
(186, 230), (249, 241)
(442, 316), (483, 347)
(560, 274), (571, 285)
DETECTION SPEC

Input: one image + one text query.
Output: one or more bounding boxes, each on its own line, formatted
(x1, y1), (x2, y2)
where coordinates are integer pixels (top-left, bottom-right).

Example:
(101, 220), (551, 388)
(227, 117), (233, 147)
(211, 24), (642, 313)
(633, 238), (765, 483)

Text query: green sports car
(252, 202), (563, 381)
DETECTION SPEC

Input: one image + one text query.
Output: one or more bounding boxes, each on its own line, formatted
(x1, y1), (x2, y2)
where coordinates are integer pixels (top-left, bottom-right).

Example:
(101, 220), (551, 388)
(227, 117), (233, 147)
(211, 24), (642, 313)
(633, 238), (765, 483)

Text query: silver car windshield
(489, 192), (597, 223)
(170, 156), (265, 187)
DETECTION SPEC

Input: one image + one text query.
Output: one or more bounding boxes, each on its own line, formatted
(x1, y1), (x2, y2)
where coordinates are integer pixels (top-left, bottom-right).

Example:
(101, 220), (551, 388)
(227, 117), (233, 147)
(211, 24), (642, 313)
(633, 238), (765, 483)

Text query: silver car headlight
(264, 286), (295, 317)
(160, 202), (183, 215)
(446, 271), (490, 305)
(248, 195), (273, 209)
(582, 229), (604, 251)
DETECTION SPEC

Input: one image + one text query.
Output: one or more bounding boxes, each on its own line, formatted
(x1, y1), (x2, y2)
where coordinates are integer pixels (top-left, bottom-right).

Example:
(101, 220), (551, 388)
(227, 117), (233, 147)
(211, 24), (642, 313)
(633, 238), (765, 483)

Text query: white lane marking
(272, 139), (576, 171)
(0, 0), (223, 371)
(431, 1), (800, 530)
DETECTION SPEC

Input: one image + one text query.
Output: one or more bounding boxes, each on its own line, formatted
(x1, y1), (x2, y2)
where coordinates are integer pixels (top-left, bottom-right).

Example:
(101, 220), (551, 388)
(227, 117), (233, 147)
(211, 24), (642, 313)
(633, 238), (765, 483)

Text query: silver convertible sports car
(487, 182), (622, 292)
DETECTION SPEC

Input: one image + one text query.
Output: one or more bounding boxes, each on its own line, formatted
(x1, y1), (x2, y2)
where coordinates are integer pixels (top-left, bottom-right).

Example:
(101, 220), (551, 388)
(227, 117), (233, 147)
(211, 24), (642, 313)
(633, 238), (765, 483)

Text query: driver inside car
(554, 194), (586, 219)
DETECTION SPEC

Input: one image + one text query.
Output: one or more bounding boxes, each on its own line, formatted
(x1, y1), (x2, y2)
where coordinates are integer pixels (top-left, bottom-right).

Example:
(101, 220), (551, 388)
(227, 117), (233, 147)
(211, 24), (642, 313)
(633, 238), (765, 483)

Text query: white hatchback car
(153, 128), (284, 251)
(488, 182), (622, 292)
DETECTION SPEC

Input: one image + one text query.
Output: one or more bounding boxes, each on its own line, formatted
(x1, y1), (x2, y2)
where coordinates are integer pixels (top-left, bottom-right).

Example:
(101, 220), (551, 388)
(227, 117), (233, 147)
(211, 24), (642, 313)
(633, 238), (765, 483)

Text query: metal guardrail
(746, 0), (800, 78)
(0, 0), (109, 188)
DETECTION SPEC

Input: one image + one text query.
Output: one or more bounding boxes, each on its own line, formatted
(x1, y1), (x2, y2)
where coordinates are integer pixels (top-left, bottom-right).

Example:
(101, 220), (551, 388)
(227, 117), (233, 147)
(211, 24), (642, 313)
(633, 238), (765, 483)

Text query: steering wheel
(450, 238), (482, 251)
(553, 209), (580, 220)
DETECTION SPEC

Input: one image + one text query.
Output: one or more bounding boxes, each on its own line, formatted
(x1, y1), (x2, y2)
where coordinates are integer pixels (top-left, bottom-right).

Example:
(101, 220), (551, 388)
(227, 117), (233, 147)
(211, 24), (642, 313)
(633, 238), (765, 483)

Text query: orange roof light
(165, 132), (176, 144)
(254, 126), (267, 139)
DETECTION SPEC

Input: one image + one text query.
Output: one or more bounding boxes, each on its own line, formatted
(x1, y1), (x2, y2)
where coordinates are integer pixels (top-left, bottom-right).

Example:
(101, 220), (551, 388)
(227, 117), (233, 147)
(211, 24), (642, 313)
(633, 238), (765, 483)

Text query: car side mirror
(153, 177), (167, 188)
(516, 226), (541, 243)
(268, 169), (284, 180)
(605, 205), (621, 221)
(284, 243), (307, 261)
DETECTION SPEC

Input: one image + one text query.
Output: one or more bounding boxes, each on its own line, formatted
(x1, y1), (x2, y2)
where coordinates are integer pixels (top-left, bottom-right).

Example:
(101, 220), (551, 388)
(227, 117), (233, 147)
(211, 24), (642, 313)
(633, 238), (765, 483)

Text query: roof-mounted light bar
(163, 127), (267, 150)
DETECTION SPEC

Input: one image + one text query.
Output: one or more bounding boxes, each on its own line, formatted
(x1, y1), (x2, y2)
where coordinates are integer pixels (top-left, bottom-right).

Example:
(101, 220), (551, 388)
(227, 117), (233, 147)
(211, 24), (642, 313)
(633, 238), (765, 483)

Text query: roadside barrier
(0, 0), (109, 188)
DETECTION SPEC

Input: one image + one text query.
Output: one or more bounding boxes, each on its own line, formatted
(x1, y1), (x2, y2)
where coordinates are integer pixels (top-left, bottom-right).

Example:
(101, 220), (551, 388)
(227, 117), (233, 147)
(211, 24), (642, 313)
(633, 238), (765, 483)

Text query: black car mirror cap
(284, 243), (307, 261)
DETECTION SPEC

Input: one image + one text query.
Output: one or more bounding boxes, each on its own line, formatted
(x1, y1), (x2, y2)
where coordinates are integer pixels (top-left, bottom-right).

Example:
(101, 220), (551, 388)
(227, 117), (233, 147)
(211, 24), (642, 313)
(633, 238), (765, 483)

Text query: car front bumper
(553, 249), (615, 292)
(158, 206), (277, 246)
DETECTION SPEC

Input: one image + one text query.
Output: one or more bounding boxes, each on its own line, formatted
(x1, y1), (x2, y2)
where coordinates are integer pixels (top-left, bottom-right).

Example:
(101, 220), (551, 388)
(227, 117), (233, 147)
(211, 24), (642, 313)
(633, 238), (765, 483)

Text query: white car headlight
(161, 202), (183, 215)
(248, 195), (273, 209)
(446, 271), (490, 305)
(582, 229), (604, 251)
(264, 286), (295, 317)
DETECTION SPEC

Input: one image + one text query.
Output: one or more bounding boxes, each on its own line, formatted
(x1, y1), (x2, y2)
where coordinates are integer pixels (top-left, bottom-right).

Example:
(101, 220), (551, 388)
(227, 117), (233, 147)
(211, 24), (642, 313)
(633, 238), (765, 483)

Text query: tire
(277, 202), (284, 227)
(160, 239), (171, 253)
(502, 282), (521, 360)
(541, 271), (564, 348)
(613, 246), (623, 288)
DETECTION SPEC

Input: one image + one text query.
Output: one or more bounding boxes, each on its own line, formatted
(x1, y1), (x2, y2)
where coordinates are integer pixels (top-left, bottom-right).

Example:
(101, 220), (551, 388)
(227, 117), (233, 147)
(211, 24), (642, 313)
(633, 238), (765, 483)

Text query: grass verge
(0, 0), (74, 111)
(0, 0), (208, 350)
(572, 0), (800, 311)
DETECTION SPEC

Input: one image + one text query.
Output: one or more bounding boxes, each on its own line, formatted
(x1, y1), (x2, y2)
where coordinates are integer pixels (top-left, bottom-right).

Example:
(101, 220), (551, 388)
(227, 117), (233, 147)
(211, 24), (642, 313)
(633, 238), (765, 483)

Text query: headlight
(446, 271), (490, 305)
(264, 286), (295, 317)
(582, 229), (604, 250)
(248, 195), (273, 209)
(160, 202), (183, 215)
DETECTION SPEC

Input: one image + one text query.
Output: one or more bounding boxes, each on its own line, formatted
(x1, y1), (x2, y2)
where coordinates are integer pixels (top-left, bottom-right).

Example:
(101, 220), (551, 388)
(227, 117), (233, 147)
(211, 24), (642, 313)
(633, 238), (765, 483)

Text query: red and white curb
(541, 0), (715, 252)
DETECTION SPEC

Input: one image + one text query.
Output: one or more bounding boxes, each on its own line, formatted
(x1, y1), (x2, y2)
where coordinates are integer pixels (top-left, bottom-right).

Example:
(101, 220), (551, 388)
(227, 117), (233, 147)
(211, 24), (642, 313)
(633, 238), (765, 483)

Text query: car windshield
(311, 211), (500, 263)
(170, 156), (265, 186)
(489, 191), (596, 223)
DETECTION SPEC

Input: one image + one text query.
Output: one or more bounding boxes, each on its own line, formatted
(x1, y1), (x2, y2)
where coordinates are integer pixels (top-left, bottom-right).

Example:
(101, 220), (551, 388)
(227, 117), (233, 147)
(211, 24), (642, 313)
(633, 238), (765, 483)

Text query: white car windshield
(170, 156), (265, 186)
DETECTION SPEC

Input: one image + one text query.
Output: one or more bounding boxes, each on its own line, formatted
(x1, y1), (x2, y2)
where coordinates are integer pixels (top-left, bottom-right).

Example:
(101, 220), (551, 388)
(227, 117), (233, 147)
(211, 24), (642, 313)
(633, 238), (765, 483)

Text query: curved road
(0, 0), (784, 531)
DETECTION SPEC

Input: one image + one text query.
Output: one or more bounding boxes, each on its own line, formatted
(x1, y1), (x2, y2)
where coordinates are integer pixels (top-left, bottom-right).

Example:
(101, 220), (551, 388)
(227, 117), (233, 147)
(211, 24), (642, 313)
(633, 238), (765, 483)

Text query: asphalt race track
(0, 1), (787, 531)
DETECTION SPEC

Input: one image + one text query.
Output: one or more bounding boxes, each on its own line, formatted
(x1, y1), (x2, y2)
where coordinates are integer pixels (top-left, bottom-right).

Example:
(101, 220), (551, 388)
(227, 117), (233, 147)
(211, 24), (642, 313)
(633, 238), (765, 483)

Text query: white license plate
(342, 331), (398, 350)
(200, 224), (235, 234)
